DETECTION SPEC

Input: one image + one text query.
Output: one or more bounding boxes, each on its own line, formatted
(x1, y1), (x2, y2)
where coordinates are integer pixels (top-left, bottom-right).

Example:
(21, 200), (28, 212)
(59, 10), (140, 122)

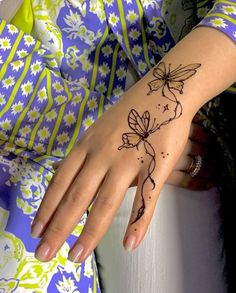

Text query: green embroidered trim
(11, 0), (34, 34)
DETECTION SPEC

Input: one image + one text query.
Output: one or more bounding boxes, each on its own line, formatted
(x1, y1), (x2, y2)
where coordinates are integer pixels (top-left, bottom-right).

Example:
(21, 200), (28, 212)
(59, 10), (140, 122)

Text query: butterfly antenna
(170, 64), (182, 75)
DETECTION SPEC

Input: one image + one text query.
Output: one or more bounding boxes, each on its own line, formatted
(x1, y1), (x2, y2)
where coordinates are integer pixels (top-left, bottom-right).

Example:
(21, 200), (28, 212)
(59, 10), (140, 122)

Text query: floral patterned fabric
(0, 0), (236, 292)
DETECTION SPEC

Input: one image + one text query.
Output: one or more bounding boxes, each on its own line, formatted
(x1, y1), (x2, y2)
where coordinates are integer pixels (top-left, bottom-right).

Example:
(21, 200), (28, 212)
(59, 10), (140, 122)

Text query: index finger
(31, 146), (87, 238)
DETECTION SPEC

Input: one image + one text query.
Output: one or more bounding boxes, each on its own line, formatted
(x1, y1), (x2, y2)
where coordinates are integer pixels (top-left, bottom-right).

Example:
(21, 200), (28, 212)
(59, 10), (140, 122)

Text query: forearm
(162, 26), (236, 112)
(120, 26), (236, 119)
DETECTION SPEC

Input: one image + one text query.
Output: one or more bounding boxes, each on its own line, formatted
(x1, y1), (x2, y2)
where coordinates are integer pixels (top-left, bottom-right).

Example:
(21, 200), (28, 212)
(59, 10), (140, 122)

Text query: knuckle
(95, 195), (114, 210)
(50, 171), (69, 189)
(47, 224), (63, 237)
(62, 178), (96, 208)
(81, 227), (95, 240)
(65, 191), (86, 206)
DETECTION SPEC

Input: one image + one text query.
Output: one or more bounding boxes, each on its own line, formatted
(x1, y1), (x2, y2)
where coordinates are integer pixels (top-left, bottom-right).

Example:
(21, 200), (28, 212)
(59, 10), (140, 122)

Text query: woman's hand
(53, 117), (212, 190)
(31, 60), (202, 263)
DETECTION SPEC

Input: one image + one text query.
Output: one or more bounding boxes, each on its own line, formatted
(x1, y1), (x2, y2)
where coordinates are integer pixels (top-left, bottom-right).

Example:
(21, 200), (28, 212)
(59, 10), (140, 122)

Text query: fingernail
(68, 243), (84, 263)
(125, 235), (136, 251)
(35, 242), (51, 262)
(31, 221), (44, 238)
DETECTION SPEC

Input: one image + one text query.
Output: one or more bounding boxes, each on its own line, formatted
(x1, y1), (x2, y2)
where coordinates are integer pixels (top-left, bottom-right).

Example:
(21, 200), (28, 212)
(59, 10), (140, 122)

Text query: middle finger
(68, 165), (135, 263)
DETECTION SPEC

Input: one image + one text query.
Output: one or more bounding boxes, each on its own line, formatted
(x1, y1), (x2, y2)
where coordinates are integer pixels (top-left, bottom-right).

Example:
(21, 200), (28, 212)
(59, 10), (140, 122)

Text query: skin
(52, 111), (211, 190)
(31, 27), (236, 263)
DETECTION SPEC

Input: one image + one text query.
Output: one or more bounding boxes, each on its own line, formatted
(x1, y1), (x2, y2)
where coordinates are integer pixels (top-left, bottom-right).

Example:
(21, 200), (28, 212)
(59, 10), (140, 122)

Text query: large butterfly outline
(147, 62), (201, 103)
(147, 62), (200, 120)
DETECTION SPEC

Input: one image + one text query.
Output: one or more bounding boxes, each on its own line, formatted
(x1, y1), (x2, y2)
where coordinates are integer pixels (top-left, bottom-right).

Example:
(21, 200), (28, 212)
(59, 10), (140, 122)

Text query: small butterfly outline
(118, 109), (159, 150)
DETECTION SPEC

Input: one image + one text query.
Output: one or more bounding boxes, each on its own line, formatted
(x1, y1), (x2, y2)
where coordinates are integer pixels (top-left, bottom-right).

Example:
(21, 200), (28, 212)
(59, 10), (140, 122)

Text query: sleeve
(193, 0), (236, 44)
(0, 18), (92, 165)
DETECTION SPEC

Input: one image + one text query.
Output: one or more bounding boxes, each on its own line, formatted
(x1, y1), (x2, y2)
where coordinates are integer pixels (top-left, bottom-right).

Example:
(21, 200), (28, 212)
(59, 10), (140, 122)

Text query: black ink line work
(163, 104), (169, 113)
(147, 62), (201, 98)
(118, 109), (157, 223)
(118, 62), (201, 224)
(137, 156), (144, 163)
(148, 62), (201, 120)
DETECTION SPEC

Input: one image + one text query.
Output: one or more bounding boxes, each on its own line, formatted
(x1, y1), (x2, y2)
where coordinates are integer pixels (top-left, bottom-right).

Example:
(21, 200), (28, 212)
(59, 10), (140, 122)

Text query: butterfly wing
(170, 63), (201, 80)
(152, 62), (166, 78)
(147, 79), (165, 94)
(168, 80), (184, 93)
(128, 109), (147, 136)
(141, 111), (150, 131)
(147, 62), (166, 94)
(118, 132), (142, 149)
(167, 63), (201, 94)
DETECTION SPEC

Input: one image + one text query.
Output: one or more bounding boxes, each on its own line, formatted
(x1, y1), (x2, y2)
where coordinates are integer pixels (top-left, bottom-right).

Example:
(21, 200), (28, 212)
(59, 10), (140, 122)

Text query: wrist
(123, 61), (202, 121)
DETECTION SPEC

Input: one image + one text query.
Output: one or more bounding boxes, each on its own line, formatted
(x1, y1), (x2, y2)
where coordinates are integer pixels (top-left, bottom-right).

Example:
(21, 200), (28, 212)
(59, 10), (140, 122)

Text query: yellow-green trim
(98, 42), (120, 118)
(66, 26), (109, 155)
(204, 12), (236, 24)
(46, 77), (73, 155)
(227, 86), (236, 92)
(215, 0), (236, 7)
(136, 0), (152, 69)
(11, 0), (34, 34)
(197, 0), (210, 8)
(0, 20), (6, 34)
(35, 81), (73, 162)
(46, 103), (66, 155)
(90, 26), (109, 91)
(28, 70), (54, 150)
(0, 30), (25, 83)
(93, 256), (97, 293)
(14, 147), (27, 155)
(9, 70), (46, 144)
(34, 154), (50, 162)
(0, 41), (40, 118)
(117, 1), (134, 62)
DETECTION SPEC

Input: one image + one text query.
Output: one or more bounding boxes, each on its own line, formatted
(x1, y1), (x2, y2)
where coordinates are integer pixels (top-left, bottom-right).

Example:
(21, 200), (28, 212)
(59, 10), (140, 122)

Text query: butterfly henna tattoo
(118, 62), (201, 225)
(148, 62), (201, 120)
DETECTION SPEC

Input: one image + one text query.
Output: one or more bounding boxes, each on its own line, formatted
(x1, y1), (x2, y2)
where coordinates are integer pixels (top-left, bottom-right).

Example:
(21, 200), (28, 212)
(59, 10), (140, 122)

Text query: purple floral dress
(0, 0), (235, 291)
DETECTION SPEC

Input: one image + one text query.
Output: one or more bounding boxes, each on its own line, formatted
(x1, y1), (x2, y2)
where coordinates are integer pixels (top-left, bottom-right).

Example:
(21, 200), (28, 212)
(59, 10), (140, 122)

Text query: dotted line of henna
(118, 62), (201, 225)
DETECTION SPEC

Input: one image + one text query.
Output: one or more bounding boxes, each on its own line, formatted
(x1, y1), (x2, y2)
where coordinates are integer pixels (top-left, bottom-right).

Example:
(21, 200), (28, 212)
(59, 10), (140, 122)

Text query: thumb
(123, 144), (172, 251)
